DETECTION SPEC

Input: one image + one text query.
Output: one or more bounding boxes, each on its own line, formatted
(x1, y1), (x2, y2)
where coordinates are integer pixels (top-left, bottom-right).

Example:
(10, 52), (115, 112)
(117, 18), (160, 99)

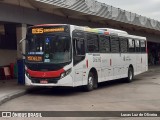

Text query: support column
(16, 24), (27, 59)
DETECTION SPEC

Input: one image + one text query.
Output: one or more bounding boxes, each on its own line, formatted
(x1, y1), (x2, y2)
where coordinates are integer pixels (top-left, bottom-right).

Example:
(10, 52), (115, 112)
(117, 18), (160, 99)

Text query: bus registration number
(40, 80), (48, 84)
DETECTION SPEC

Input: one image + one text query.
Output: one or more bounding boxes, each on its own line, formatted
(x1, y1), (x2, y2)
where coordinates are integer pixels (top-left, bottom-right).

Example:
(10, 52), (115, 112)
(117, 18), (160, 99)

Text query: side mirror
(19, 38), (26, 56)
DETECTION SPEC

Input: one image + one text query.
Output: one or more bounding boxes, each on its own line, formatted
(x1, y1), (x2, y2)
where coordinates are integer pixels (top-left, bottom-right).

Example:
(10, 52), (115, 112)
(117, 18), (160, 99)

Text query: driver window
(75, 38), (85, 56)
(72, 30), (86, 66)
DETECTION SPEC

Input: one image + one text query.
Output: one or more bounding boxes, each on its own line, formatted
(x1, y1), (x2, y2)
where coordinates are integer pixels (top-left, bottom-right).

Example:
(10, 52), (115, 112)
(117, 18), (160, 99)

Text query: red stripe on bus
(110, 59), (112, 66)
(27, 69), (65, 78)
(86, 60), (88, 68)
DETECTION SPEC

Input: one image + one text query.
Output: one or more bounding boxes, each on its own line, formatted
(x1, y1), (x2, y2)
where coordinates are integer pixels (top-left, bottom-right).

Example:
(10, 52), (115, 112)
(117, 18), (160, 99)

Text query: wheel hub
(129, 71), (133, 80)
(88, 77), (94, 87)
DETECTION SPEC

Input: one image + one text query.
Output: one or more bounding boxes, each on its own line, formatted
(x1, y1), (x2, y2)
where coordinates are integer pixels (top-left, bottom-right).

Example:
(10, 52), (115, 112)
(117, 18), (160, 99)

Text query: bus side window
(140, 41), (146, 53)
(135, 40), (140, 53)
(111, 36), (120, 53)
(99, 35), (110, 53)
(128, 39), (135, 53)
(119, 37), (128, 53)
(87, 33), (99, 53)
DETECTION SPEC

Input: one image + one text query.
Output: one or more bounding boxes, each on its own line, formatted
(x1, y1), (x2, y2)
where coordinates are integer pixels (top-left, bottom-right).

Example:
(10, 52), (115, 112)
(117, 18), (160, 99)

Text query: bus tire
(126, 67), (134, 83)
(84, 72), (95, 92)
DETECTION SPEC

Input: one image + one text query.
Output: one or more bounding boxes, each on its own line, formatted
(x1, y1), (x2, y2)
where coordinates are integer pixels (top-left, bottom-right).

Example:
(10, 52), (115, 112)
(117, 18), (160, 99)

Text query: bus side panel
(141, 53), (148, 73)
(120, 53), (129, 78)
(73, 60), (86, 87)
(130, 54), (137, 75)
(111, 53), (124, 79)
(123, 54), (136, 75)
(100, 53), (113, 82)
(136, 54), (142, 74)
(85, 54), (102, 83)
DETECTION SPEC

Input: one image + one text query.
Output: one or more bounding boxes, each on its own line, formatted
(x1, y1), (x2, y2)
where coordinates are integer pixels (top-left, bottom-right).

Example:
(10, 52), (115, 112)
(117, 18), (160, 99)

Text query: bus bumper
(25, 74), (74, 87)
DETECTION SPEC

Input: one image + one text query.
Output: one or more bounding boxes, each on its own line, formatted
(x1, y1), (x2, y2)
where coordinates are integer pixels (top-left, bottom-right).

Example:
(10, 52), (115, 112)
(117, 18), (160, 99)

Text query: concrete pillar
(16, 24), (27, 59)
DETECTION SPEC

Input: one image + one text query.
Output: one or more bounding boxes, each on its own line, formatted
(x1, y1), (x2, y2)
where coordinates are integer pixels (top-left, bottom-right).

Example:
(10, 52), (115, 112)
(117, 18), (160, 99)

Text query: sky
(97, 0), (160, 21)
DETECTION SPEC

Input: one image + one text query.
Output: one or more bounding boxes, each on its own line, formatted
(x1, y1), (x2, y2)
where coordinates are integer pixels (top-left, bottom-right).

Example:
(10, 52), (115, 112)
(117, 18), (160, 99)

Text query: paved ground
(0, 67), (160, 120)
(0, 80), (28, 105)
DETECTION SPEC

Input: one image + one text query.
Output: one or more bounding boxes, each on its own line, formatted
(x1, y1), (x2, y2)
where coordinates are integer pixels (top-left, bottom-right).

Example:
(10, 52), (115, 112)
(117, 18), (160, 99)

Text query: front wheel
(125, 67), (134, 83)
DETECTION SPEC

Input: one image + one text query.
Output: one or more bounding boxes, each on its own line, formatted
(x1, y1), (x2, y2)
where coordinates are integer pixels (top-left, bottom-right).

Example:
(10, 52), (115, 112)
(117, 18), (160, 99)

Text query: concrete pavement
(0, 65), (159, 107)
(0, 80), (30, 105)
(0, 66), (160, 120)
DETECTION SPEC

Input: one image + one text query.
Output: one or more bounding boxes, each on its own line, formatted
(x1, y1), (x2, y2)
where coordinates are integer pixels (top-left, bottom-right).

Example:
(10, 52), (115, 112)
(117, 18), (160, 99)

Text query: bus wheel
(126, 67), (134, 83)
(84, 72), (95, 91)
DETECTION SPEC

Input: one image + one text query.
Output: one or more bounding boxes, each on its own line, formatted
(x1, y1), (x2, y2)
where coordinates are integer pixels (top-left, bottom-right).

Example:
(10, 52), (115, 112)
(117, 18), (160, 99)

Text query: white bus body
(25, 24), (148, 91)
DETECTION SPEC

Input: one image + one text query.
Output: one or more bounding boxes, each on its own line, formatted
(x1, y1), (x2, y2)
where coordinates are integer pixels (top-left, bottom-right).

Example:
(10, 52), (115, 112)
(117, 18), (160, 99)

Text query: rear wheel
(125, 67), (134, 83)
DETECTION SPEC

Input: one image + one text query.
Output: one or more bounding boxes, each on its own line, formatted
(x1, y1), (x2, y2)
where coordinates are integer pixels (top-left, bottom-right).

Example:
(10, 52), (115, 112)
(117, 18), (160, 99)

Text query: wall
(0, 49), (17, 66)
(16, 24), (27, 59)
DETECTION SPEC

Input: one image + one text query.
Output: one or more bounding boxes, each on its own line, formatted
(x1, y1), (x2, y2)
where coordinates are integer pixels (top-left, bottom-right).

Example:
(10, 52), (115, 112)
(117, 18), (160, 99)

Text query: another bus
(23, 24), (148, 91)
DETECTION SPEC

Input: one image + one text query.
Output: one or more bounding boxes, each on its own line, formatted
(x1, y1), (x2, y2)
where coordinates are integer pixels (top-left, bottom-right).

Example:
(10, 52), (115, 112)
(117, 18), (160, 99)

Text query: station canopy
(2, 0), (160, 35)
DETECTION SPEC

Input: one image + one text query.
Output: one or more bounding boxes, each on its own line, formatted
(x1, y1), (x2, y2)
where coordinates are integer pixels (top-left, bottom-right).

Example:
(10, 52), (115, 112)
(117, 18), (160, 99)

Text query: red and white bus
(23, 24), (148, 91)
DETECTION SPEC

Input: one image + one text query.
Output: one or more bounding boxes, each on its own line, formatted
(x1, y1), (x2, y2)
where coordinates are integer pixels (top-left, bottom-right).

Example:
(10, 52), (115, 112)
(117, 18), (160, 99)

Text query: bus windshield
(26, 34), (71, 64)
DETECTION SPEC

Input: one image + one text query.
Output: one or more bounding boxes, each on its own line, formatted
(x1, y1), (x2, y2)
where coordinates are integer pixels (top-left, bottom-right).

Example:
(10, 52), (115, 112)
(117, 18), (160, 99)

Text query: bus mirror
(74, 38), (85, 56)
(19, 38), (26, 56)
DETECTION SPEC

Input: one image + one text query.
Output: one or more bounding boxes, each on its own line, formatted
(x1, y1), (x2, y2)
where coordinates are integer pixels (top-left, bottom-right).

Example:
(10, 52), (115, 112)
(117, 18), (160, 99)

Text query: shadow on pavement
(27, 68), (158, 96)
(28, 78), (143, 96)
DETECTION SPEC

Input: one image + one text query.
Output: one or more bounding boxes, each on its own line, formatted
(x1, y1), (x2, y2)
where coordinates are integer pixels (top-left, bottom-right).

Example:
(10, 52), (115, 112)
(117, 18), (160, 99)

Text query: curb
(0, 87), (42, 106)
(0, 90), (27, 106)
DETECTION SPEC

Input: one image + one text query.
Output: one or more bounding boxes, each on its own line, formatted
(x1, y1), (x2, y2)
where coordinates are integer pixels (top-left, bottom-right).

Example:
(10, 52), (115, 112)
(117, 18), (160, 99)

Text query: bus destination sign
(32, 27), (65, 34)
(27, 56), (43, 62)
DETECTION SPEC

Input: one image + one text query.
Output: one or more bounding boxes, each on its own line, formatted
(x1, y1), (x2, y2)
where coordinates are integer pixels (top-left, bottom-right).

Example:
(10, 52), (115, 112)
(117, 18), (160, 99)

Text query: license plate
(40, 80), (48, 84)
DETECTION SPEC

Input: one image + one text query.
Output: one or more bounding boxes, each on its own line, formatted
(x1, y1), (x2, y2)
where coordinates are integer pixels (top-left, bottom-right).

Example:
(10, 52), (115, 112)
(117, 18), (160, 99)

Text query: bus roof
(28, 24), (146, 40)
(96, 28), (128, 34)
(96, 28), (146, 40)
(119, 33), (146, 40)
(73, 25), (110, 35)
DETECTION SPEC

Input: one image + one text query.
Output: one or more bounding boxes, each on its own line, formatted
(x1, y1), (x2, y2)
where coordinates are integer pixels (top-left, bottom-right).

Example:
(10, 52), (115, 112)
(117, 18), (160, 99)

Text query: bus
(23, 24), (148, 91)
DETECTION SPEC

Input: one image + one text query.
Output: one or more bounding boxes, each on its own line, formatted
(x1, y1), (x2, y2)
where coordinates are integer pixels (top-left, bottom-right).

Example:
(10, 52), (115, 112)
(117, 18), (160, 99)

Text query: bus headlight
(25, 67), (30, 78)
(60, 68), (72, 79)
(26, 71), (31, 79)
